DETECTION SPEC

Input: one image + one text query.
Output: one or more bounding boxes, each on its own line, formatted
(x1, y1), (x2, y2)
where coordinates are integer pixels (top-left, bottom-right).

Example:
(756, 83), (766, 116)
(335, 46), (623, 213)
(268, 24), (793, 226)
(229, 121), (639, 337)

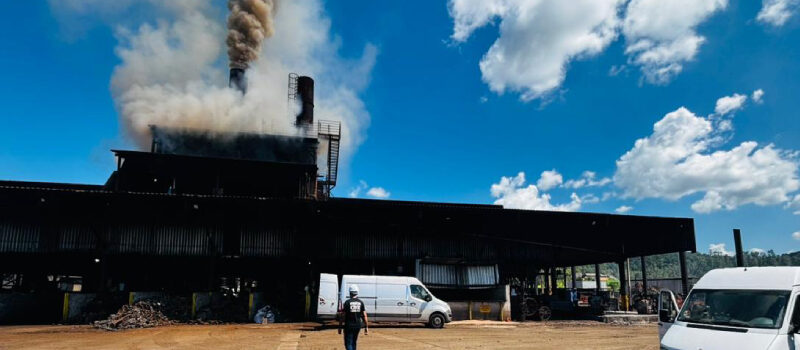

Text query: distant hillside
(574, 251), (800, 281)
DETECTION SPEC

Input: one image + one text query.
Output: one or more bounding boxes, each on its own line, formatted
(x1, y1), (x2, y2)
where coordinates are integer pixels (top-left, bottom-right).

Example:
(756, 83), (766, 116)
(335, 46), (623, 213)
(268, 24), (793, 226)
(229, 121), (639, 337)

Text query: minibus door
(657, 290), (679, 340)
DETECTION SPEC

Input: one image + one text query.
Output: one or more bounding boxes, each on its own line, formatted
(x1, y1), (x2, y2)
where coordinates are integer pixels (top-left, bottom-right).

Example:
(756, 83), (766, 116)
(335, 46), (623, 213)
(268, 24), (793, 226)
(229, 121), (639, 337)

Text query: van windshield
(677, 289), (790, 329)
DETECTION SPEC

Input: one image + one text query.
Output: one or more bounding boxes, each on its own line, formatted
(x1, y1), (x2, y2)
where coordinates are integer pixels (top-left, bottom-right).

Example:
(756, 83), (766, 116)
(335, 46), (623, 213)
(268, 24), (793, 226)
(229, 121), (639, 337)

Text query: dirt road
(0, 321), (660, 350)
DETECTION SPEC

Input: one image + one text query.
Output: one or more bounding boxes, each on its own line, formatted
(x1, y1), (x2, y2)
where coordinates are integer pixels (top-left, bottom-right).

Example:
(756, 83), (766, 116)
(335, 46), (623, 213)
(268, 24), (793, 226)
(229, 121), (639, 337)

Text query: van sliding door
(375, 283), (409, 321)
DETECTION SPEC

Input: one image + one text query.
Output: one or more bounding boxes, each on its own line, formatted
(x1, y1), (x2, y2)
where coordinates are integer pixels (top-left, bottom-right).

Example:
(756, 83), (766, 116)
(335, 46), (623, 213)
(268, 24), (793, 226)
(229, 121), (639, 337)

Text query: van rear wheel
(428, 313), (445, 329)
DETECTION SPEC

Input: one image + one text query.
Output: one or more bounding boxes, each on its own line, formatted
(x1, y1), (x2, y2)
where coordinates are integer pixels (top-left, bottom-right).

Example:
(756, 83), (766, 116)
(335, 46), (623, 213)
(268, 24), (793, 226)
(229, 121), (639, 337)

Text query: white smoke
(53, 0), (376, 177)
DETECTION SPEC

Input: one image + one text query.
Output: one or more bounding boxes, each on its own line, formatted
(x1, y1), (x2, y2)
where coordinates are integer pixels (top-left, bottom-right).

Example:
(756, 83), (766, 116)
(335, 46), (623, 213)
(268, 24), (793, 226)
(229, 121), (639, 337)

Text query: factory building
(0, 74), (696, 324)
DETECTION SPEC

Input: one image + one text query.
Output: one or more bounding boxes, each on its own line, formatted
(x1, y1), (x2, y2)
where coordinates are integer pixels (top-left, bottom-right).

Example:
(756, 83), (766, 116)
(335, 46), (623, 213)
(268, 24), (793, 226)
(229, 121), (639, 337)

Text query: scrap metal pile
(93, 301), (173, 331)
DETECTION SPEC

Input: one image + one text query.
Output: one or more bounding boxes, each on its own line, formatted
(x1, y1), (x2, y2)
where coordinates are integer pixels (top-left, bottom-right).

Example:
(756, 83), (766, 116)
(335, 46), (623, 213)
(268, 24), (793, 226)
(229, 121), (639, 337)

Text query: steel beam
(679, 251), (689, 296)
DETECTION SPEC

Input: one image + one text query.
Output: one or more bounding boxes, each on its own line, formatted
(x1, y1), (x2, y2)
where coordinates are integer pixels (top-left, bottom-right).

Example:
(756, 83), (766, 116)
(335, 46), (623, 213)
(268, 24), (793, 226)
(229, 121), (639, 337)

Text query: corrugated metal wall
(464, 265), (498, 286)
(240, 227), (294, 257)
(417, 262), (499, 287)
(114, 224), (223, 256)
(0, 222), (40, 253)
(57, 224), (95, 252)
(419, 263), (458, 286)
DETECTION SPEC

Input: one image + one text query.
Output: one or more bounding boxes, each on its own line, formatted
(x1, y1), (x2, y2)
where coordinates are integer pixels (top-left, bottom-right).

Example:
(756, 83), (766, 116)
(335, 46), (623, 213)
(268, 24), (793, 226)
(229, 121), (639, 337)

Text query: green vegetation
(574, 251), (800, 280)
(606, 278), (620, 292)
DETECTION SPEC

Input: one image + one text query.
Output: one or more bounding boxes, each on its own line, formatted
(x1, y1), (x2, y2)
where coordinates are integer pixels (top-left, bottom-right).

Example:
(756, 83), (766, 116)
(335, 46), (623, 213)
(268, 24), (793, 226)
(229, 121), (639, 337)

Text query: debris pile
(93, 301), (173, 331)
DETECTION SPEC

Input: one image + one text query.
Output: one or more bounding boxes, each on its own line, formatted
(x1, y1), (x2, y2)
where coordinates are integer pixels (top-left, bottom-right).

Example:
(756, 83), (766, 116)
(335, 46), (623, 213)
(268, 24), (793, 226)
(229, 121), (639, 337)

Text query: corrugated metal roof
(0, 181), (697, 263)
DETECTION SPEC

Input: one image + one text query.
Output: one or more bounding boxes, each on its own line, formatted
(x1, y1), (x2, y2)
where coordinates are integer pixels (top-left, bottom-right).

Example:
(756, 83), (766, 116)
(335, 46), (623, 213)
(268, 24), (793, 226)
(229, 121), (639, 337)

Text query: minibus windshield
(677, 289), (790, 329)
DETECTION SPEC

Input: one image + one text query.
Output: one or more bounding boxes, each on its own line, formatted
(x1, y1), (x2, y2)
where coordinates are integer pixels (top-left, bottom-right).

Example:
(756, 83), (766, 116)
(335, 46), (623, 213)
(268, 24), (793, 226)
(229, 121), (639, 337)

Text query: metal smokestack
(229, 68), (246, 93)
(296, 76), (314, 125)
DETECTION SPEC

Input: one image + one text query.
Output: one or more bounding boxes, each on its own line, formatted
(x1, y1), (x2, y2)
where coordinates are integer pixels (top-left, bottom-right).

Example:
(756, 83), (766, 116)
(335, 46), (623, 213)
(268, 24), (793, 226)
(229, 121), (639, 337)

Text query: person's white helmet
(349, 284), (359, 296)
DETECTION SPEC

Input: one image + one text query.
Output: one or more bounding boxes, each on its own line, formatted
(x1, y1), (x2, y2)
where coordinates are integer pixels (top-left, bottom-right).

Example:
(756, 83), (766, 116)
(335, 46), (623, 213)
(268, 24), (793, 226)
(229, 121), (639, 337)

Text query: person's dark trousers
(343, 328), (360, 350)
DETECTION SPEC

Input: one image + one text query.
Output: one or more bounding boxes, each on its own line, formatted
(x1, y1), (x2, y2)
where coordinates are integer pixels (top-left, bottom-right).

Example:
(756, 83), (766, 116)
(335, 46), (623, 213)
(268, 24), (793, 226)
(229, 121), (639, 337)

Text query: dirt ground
(0, 321), (660, 350)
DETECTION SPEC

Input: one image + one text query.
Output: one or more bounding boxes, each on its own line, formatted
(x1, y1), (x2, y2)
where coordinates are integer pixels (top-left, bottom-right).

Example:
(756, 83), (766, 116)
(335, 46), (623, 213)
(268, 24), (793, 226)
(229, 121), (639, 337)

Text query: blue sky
(0, 0), (798, 254)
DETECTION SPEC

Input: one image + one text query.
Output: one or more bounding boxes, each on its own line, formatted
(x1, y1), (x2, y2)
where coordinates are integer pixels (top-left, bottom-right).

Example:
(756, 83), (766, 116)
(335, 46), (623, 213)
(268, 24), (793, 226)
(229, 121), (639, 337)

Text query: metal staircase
(317, 120), (341, 198)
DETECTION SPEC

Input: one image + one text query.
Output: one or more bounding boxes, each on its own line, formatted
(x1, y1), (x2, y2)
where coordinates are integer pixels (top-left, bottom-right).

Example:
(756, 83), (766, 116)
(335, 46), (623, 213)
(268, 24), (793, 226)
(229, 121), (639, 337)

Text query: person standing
(339, 284), (369, 350)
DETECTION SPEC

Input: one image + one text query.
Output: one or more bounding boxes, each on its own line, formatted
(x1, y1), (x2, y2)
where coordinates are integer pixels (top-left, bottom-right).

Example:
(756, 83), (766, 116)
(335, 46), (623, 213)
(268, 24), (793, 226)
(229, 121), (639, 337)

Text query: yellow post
(191, 293), (197, 319)
(128, 292), (134, 305)
(62, 293), (70, 322)
(304, 289), (311, 321)
(248, 293), (254, 320)
(498, 302), (503, 321)
(468, 301), (473, 320)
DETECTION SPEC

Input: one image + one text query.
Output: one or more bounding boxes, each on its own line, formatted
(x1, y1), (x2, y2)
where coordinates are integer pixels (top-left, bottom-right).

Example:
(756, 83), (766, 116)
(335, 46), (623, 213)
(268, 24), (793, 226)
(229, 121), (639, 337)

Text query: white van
(659, 267), (800, 350)
(317, 273), (453, 328)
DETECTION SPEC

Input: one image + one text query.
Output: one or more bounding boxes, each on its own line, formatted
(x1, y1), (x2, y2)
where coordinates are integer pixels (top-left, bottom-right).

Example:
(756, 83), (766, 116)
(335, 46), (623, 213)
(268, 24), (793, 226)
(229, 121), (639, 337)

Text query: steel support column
(618, 260), (628, 311)
(544, 268), (551, 295)
(595, 263), (601, 294)
(679, 251), (689, 296)
(734, 229), (745, 267)
(570, 266), (576, 289)
(641, 256), (648, 294)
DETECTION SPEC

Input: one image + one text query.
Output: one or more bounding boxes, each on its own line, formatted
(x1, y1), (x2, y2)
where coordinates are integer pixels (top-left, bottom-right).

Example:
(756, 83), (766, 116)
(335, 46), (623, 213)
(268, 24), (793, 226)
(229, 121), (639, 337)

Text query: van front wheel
(428, 313), (446, 329)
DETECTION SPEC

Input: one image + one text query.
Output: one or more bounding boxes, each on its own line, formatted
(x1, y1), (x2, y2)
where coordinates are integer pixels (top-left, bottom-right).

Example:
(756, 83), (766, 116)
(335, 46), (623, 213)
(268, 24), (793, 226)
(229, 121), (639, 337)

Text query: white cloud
(614, 106), (800, 214)
(622, 0), (728, 84)
(537, 169), (563, 191)
(750, 248), (767, 255)
(757, 0), (800, 27)
(690, 191), (724, 213)
(448, 0), (624, 101)
(608, 65), (628, 77)
(448, 0), (731, 99)
(602, 192), (618, 201)
(581, 194), (601, 204)
(366, 187), (391, 199)
(491, 172), (582, 211)
(349, 180), (368, 198)
(350, 181), (391, 199)
(787, 194), (800, 215)
(793, 231), (800, 240)
(752, 89), (765, 104)
(709, 243), (734, 256)
(714, 93), (747, 115)
(564, 171), (612, 189)
(615, 205), (634, 214)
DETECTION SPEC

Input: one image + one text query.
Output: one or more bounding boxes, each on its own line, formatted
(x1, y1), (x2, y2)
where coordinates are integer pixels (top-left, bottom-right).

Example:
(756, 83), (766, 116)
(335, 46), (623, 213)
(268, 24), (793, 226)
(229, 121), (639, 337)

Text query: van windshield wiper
(726, 320), (752, 327)
(711, 319), (750, 328)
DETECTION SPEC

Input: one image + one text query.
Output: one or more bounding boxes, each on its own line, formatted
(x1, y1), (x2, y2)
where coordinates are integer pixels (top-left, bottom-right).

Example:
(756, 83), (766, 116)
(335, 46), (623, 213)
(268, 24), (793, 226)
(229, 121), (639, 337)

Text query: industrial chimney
(296, 76), (314, 126)
(229, 68), (246, 93)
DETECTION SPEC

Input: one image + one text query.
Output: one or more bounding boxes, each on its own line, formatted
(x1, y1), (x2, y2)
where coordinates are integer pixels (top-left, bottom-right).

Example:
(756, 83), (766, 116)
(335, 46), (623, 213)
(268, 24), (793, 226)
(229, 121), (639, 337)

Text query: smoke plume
(227, 0), (277, 69)
(50, 0), (376, 191)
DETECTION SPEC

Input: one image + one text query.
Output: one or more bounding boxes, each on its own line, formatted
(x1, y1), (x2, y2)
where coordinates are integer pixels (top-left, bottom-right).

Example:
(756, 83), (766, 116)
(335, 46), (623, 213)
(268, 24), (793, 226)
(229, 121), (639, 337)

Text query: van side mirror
(659, 309), (676, 323)
(791, 322), (800, 334)
(425, 295), (432, 302)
